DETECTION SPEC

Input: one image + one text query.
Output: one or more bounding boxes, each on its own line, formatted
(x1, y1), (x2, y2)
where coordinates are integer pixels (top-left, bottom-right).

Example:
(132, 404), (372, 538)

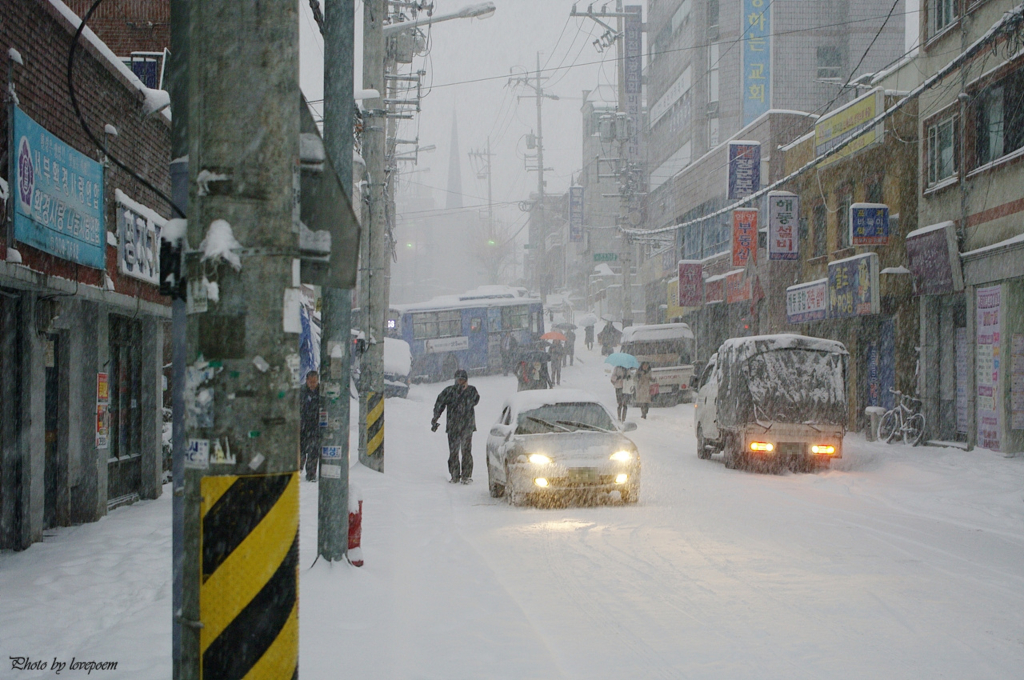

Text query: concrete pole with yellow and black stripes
(181, 1), (301, 678)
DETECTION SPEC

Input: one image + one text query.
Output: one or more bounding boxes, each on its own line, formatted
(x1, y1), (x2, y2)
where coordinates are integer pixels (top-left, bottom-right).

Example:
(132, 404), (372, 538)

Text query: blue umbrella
(604, 352), (639, 369)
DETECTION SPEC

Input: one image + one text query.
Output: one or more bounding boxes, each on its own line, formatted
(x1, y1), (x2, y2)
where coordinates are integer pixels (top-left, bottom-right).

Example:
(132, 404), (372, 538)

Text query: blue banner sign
(12, 106), (105, 268)
(742, 0), (771, 126)
(728, 141), (760, 200)
(569, 186), (584, 243)
(850, 202), (889, 246)
(827, 253), (880, 319)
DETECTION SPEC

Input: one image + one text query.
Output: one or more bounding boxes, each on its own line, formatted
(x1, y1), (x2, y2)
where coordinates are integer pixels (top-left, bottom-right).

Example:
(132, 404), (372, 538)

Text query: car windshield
(515, 403), (615, 434)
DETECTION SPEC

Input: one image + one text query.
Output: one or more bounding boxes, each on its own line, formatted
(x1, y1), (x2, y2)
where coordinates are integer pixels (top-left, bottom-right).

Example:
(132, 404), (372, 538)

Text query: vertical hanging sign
(624, 6), (645, 229)
(569, 186), (584, 243)
(677, 260), (703, 306)
(731, 208), (758, 267)
(727, 142), (760, 200)
(976, 285), (1001, 450)
(742, 0), (771, 126)
(768, 191), (799, 260)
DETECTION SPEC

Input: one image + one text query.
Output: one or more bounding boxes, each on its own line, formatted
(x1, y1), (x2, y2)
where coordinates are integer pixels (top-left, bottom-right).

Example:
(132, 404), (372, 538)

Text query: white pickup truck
(619, 323), (697, 406)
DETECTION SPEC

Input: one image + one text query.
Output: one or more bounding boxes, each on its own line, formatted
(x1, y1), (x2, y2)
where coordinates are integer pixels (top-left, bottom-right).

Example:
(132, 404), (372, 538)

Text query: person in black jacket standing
(299, 370), (322, 482)
(431, 369), (480, 484)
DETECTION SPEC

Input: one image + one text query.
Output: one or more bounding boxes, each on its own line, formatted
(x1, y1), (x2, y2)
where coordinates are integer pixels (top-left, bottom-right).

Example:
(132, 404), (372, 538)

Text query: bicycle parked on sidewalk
(878, 389), (926, 446)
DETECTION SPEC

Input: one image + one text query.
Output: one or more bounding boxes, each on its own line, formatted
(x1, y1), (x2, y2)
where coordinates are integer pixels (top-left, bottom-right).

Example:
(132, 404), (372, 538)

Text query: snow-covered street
(2, 343), (1022, 679)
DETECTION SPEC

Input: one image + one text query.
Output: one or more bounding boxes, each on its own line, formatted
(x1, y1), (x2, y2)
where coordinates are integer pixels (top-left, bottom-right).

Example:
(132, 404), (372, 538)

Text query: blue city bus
(388, 287), (545, 381)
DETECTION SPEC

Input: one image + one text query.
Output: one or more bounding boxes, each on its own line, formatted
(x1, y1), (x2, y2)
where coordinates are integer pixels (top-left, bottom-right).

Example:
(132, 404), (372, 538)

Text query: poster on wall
(768, 192), (799, 260)
(96, 404), (109, 449)
(849, 203), (889, 246)
(976, 285), (1001, 450)
(1012, 333), (1024, 430)
(731, 208), (758, 267)
(827, 252), (880, 319)
(785, 279), (827, 324)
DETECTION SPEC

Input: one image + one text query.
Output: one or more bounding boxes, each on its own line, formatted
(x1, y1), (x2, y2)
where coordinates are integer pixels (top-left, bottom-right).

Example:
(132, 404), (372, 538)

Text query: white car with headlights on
(486, 389), (641, 506)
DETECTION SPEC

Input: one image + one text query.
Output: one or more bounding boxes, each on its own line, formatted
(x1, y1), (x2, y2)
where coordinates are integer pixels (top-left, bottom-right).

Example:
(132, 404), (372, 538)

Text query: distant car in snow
(486, 389), (641, 506)
(384, 337), (411, 398)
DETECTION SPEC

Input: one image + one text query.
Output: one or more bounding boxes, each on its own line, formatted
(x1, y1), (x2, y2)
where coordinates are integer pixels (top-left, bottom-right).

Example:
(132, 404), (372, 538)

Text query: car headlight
(610, 450), (633, 462)
(528, 454), (551, 465)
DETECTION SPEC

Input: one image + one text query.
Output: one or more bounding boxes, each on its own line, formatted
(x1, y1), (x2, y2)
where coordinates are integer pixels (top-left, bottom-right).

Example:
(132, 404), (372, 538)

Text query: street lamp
(382, 2), (496, 37)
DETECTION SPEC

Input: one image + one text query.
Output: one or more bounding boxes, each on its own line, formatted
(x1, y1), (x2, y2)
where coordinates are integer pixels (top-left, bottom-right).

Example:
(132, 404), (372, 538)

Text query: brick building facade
(1, 0), (171, 550)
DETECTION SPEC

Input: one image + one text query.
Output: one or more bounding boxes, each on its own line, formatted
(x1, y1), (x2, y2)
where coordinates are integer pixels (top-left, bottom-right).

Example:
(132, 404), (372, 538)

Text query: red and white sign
(726, 270), (751, 304)
(732, 209), (758, 267)
(768, 192), (799, 261)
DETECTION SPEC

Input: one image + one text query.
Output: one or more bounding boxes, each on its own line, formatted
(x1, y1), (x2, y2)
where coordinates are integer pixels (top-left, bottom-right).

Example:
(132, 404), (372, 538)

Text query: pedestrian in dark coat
(299, 370), (322, 481)
(565, 329), (577, 365)
(500, 332), (518, 376)
(431, 369), (481, 483)
(584, 324), (595, 350)
(549, 340), (564, 385)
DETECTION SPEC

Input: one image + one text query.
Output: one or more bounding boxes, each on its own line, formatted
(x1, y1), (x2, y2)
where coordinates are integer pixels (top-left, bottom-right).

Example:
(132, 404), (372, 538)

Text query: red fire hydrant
(348, 499), (364, 567)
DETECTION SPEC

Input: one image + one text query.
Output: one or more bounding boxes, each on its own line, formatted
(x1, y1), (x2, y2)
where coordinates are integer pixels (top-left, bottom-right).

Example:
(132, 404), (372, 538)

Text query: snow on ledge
(46, 0), (171, 123)
(961, 233), (1024, 259)
(906, 221), (955, 240)
(200, 219), (243, 271)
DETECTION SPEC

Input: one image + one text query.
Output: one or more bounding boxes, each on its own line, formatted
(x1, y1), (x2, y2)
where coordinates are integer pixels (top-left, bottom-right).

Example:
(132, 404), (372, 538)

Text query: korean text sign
(12, 106), (105, 268)
(849, 202), (889, 246)
(117, 194), (163, 284)
(731, 208), (758, 267)
(827, 253), (879, 319)
(569, 186), (584, 243)
(768, 192), (799, 260)
(677, 261), (703, 307)
(742, 0), (771, 126)
(976, 285), (1001, 451)
(728, 142), (760, 200)
(786, 279), (827, 323)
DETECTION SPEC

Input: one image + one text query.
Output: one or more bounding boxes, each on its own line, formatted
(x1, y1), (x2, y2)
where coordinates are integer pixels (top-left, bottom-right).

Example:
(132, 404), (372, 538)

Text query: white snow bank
(103, 123), (118, 137)
(383, 337), (412, 376)
(7, 247), (22, 264)
(8, 47), (23, 66)
(200, 219), (242, 271)
(354, 88), (380, 100)
(141, 87), (170, 116)
(196, 169), (230, 196)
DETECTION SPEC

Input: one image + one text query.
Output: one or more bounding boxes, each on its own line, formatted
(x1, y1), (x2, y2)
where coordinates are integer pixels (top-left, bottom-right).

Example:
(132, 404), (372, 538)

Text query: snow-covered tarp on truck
(715, 334), (848, 429)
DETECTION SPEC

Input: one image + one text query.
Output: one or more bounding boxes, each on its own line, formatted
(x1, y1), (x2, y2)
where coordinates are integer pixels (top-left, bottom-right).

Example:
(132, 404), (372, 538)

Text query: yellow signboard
(814, 88), (884, 167)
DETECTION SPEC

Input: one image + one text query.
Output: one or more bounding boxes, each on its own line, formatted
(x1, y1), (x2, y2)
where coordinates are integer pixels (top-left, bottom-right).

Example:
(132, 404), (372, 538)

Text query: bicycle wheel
(905, 413), (926, 446)
(877, 410), (899, 443)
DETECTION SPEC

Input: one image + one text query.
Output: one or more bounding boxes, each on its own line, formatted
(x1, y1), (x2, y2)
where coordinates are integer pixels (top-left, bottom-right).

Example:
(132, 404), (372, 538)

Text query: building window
(974, 69), (1024, 167)
(672, 0), (692, 33)
(817, 46), (842, 80)
(708, 42), (720, 105)
(931, 0), (958, 36)
(813, 203), (827, 258)
(707, 0), (719, 32)
(927, 115), (958, 185)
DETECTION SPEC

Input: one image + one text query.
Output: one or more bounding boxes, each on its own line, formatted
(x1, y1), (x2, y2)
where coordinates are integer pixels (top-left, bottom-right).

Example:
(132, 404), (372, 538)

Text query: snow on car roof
(504, 389), (606, 415)
(620, 323), (695, 343)
(718, 333), (848, 361)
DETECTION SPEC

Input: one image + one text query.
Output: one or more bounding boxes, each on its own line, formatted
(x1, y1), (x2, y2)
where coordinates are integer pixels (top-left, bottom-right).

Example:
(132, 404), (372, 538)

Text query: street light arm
(382, 2), (496, 37)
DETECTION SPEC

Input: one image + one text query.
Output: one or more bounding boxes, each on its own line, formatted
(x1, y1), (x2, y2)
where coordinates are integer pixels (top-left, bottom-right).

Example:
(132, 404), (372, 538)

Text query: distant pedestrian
(431, 369), (480, 484)
(300, 370), (322, 481)
(611, 365), (629, 421)
(549, 340), (564, 385)
(598, 322), (618, 356)
(584, 324), (595, 350)
(635, 362), (654, 419)
(566, 329), (576, 365)
(500, 331), (518, 376)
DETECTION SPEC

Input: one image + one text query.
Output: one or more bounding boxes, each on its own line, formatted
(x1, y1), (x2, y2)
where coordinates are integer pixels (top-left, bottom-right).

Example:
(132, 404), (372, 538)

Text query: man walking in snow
(431, 369), (480, 483)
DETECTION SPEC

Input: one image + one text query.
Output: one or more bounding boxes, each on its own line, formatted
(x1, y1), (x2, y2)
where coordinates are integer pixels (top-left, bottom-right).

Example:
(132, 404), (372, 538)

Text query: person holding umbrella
(605, 352), (639, 421)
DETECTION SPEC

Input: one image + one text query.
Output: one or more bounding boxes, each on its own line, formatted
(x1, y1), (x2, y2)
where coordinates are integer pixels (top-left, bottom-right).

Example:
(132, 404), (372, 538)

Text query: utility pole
(511, 54), (558, 295)
(615, 0), (633, 328)
(318, 0), (355, 560)
(359, 0), (387, 472)
(181, 1), (300, 678)
(468, 136), (494, 237)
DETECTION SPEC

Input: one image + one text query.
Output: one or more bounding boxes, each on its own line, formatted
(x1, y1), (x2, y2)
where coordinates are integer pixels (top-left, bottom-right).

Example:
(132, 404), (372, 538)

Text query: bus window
(438, 310), (461, 336)
(501, 305), (528, 330)
(413, 312), (438, 339)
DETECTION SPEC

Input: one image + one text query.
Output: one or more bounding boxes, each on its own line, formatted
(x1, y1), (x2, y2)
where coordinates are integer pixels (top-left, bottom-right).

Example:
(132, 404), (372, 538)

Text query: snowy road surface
(1, 343), (1022, 679)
